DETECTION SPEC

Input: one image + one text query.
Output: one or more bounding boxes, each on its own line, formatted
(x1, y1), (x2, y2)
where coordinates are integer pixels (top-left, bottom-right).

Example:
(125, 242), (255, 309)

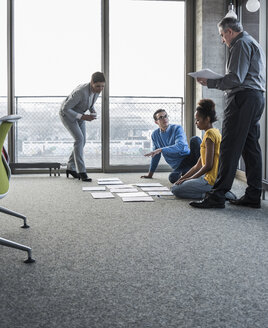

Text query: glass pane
(109, 0), (185, 166)
(0, 0), (7, 117)
(0, 0), (8, 151)
(241, 2), (259, 42)
(14, 0), (101, 167)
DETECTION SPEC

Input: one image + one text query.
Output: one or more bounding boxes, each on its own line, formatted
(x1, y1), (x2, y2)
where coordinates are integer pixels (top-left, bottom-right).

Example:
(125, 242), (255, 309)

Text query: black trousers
(210, 89), (265, 202)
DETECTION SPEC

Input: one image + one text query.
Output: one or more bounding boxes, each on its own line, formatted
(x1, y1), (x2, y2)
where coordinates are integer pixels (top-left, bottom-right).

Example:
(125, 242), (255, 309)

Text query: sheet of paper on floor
(148, 191), (174, 196)
(122, 196), (154, 202)
(91, 192), (115, 199)
(110, 188), (138, 193)
(105, 184), (134, 189)
(135, 183), (163, 187)
(97, 178), (121, 182)
(98, 180), (123, 185)
(140, 187), (169, 191)
(83, 186), (106, 191)
(117, 192), (148, 198)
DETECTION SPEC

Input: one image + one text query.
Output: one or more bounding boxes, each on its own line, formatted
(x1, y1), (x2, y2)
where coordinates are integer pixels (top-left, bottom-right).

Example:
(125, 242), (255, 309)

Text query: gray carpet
(0, 173), (267, 328)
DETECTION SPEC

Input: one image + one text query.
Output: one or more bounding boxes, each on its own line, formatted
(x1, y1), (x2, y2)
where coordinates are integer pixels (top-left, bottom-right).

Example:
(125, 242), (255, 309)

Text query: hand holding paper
(188, 68), (223, 79)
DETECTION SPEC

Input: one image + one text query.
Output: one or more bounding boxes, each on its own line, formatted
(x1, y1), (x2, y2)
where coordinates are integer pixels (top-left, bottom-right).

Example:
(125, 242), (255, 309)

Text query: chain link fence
(2, 96), (184, 167)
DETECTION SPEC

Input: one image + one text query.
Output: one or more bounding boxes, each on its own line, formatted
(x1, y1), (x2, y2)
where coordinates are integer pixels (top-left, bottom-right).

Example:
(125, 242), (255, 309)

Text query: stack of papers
(106, 184), (134, 189)
(83, 186), (106, 191)
(117, 191), (154, 202)
(97, 178), (121, 182)
(110, 188), (138, 193)
(148, 191), (174, 196)
(98, 180), (123, 185)
(122, 197), (154, 202)
(135, 183), (163, 187)
(91, 192), (115, 199)
(188, 68), (223, 79)
(140, 187), (169, 191)
(117, 192), (148, 198)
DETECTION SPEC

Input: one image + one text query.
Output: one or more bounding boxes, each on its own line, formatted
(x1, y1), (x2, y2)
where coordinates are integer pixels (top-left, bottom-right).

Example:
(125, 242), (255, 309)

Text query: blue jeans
(171, 176), (237, 200)
(171, 176), (212, 199)
(169, 136), (201, 184)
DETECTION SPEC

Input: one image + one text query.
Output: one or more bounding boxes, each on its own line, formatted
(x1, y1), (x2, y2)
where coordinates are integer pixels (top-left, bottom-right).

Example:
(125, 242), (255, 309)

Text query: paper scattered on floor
(98, 180), (123, 185)
(134, 183), (163, 187)
(140, 187), (169, 191)
(117, 192), (148, 198)
(148, 191), (174, 196)
(97, 178), (121, 182)
(83, 186), (106, 191)
(110, 188), (138, 193)
(105, 184), (134, 189)
(85, 178), (172, 202)
(91, 192), (115, 199)
(122, 196), (154, 202)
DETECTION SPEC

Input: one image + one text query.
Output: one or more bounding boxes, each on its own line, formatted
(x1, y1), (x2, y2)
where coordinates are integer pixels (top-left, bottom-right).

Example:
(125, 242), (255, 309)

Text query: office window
(109, 0), (185, 166)
(0, 0), (7, 117)
(14, 0), (101, 167)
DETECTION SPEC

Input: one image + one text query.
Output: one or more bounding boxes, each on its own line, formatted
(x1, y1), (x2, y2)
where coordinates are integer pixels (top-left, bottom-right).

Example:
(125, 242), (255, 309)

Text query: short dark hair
(217, 17), (243, 33)
(153, 109), (167, 121)
(196, 99), (217, 123)
(91, 72), (106, 83)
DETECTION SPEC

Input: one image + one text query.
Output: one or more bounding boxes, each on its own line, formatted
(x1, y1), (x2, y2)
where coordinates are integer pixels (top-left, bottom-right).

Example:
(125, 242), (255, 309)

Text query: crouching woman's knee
(171, 184), (184, 198)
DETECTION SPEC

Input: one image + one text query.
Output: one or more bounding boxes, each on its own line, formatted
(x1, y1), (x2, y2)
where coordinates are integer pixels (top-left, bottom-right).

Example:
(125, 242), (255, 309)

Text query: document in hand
(188, 68), (223, 79)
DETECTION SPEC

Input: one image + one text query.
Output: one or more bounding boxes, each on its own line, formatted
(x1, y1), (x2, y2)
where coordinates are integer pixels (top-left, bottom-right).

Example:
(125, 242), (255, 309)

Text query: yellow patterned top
(200, 128), (222, 186)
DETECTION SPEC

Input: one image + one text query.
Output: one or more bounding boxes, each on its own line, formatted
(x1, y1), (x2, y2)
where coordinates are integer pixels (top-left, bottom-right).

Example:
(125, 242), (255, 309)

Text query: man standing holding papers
(190, 17), (266, 209)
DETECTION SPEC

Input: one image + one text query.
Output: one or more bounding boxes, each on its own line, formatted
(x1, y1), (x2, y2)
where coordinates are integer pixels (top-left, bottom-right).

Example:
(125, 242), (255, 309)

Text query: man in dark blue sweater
(141, 109), (201, 183)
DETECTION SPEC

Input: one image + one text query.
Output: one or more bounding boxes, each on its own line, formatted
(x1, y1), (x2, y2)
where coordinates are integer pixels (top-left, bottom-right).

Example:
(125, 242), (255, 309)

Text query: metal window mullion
(184, 0), (195, 139)
(101, 0), (110, 172)
(7, 0), (15, 162)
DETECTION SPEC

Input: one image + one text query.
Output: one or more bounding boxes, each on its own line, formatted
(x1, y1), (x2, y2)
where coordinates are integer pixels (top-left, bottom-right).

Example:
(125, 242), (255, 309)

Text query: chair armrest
(0, 114), (22, 123)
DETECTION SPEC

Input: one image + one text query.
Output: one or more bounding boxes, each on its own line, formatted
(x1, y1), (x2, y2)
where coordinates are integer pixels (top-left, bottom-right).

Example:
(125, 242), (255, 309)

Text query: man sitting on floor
(141, 109), (201, 183)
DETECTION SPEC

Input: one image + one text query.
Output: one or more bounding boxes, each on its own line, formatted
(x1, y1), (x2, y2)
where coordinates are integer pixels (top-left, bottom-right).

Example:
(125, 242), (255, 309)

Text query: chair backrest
(0, 122), (12, 197)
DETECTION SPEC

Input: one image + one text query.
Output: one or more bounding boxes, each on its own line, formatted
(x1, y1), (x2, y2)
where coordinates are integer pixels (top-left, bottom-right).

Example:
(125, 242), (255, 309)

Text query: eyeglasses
(156, 114), (168, 120)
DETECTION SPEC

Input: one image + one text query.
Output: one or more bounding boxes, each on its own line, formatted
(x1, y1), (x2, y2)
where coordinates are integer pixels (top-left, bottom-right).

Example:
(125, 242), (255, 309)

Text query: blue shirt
(149, 124), (190, 172)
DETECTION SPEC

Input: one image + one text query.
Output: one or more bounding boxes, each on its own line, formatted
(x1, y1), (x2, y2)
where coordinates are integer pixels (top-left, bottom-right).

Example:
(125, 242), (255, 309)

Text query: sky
(1, 0), (185, 98)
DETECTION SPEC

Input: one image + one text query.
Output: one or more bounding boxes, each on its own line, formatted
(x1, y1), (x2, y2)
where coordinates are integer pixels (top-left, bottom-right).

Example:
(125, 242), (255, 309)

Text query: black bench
(10, 162), (61, 176)
(262, 179), (268, 200)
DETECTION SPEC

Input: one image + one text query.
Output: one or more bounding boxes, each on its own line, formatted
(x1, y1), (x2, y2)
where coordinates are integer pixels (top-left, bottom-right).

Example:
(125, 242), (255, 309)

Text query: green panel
(0, 122), (12, 196)
(0, 159), (9, 195)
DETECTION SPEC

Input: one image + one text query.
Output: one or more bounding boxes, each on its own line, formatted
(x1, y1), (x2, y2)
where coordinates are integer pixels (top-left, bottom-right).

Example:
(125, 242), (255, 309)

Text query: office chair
(0, 115), (35, 263)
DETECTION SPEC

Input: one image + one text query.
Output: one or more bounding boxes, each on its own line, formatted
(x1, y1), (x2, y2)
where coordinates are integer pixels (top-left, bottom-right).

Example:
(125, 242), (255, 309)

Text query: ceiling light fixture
(225, 2), (237, 19)
(246, 0), (260, 12)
